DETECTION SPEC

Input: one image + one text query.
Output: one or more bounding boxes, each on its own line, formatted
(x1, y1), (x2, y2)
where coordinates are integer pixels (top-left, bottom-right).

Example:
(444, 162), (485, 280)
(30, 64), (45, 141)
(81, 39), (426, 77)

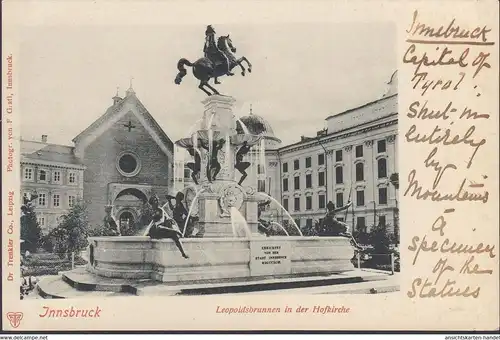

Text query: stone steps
(37, 275), (135, 299)
(37, 268), (397, 298)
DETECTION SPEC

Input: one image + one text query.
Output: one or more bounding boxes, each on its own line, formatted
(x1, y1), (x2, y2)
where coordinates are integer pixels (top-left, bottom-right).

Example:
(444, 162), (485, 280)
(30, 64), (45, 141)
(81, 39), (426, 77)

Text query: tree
(389, 173), (399, 190)
(364, 224), (394, 267)
(20, 203), (42, 252)
(368, 224), (392, 254)
(48, 199), (89, 258)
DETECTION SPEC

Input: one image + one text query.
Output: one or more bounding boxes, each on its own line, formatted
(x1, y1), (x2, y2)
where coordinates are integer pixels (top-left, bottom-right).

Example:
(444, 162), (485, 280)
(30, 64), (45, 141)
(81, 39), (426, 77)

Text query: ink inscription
(404, 11), (496, 299)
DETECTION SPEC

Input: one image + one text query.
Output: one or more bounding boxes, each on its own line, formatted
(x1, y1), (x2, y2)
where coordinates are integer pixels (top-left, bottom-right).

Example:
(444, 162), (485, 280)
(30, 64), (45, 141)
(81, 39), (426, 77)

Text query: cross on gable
(124, 120), (136, 132)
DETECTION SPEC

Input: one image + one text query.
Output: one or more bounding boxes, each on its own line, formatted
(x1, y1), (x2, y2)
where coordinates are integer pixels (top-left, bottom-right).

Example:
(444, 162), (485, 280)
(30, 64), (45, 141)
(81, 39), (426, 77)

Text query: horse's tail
(174, 58), (194, 85)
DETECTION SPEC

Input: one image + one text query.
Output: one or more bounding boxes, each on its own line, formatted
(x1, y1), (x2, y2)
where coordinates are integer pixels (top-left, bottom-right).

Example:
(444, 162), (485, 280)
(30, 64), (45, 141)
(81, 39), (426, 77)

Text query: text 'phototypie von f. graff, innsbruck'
(403, 11), (496, 299)
(5, 53), (16, 284)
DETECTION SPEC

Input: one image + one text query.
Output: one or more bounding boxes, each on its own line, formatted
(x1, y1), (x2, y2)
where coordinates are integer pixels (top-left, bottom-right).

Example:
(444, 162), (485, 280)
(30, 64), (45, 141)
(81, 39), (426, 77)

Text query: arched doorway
(113, 188), (147, 236)
(118, 210), (136, 235)
(115, 188), (148, 203)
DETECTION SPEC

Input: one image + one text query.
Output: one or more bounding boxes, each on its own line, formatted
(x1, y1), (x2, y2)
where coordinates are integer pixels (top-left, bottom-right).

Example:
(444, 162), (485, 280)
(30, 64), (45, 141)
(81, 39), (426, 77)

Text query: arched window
(355, 163), (364, 181)
(378, 158), (387, 178)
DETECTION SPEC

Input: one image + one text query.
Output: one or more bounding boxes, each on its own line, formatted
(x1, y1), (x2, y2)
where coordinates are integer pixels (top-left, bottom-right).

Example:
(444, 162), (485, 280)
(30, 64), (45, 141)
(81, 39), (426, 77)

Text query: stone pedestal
(202, 95), (237, 135)
(191, 96), (260, 238)
(196, 180), (261, 238)
(87, 236), (356, 283)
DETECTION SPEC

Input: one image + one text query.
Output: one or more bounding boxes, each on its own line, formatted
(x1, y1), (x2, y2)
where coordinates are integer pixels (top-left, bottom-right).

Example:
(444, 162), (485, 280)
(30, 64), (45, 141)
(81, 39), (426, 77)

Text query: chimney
(41, 135), (48, 143)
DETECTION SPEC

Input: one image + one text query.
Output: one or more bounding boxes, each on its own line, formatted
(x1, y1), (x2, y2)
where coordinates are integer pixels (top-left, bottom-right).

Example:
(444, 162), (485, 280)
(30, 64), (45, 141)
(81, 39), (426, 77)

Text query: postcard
(2, 0), (498, 332)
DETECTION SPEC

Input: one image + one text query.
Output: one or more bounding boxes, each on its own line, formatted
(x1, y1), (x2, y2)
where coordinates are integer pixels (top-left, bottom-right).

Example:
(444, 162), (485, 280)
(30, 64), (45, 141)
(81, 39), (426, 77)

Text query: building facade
(20, 138), (86, 231)
(263, 71), (399, 233)
(21, 86), (175, 233)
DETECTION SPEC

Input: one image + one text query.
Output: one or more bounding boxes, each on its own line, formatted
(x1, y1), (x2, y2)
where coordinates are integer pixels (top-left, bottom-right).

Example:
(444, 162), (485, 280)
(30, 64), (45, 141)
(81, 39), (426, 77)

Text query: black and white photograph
(17, 22), (400, 300)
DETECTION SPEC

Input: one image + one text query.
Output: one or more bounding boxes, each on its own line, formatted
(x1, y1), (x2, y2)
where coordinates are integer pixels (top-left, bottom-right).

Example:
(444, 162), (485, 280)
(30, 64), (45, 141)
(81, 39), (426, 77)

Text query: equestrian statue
(174, 25), (252, 96)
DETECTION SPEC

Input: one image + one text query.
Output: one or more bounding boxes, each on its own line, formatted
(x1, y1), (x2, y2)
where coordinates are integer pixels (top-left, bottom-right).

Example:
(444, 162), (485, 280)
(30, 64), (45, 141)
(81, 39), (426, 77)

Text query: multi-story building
(21, 85), (175, 233)
(20, 136), (86, 231)
(262, 71), (399, 233)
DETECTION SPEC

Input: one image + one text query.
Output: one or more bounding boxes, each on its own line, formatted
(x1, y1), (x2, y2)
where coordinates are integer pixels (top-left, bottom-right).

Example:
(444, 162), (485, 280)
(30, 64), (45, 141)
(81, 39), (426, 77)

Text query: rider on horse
(204, 25), (233, 78)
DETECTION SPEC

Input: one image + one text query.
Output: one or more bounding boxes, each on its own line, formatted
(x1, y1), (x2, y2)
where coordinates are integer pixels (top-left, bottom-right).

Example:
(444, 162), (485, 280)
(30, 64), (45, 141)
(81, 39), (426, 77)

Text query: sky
(19, 22), (396, 146)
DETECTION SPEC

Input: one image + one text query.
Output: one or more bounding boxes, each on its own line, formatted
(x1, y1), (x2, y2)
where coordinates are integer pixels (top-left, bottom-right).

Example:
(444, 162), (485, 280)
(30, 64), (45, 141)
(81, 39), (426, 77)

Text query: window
(294, 159), (300, 170)
(53, 171), (61, 183)
(68, 195), (76, 208)
(119, 155), (138, 174)
(38, 170), (47, 182)
(356, 217), (366, 231)
(283, 162), (288, 173)
(335, 150), (342, 162)
(294, 176), (300, 190)
(24, 168), (33, 180)
(335, 166), (343, 184)
(379, 187), (388, 204)
(37, 216), (45, 227)
(355, 145), (363, 158)
(318, 172), (325, 186)
(283, 178), (289, 192)
(184, 169), (191, 179)
(258, 179), (266, 192)
(356, 163), (364, 181)
(306, 196), (312, 210)
(378, 140), (387, 153)
(337, 217), (345, 222)
(336, 192), (344, 208)
(257, 164), (264, 175)
(68, 172), (76, 184)
(379, 215), (386, 226)
(318, 194), (326, 209)
(294, 219), (301, 228)
(117, 152), (141, 177)
(356, 190), (365, 206)
(294, 197), (300, 211)
(283, 198), (289, 211)
(53, 194), (60, 207)
(38, 193), (47, 206)
(378, 158), (387, 178)
(306, 174), (312, 188)
(318, 154), (325, 165)
(306, 219), (313, 227)
(305, 157), (312, 168)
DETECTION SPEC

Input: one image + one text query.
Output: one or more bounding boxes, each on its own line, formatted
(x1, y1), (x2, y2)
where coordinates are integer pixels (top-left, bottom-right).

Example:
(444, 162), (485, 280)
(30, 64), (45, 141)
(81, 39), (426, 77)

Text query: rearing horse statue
(174, 33), (252, 96)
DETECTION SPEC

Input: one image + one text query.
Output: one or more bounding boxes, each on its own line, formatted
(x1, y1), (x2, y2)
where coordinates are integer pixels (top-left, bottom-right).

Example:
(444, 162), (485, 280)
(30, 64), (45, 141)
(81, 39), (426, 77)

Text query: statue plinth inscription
(250, 240), (292, 276)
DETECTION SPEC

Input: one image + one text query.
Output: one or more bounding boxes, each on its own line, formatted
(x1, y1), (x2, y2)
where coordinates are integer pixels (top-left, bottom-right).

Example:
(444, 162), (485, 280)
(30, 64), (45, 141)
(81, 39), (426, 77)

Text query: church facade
(20, 86), (174, 233)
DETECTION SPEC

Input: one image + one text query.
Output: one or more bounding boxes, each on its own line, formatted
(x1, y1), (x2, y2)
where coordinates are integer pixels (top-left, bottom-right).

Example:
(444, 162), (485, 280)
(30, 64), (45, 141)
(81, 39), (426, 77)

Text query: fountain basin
(87, 236), (355, 283)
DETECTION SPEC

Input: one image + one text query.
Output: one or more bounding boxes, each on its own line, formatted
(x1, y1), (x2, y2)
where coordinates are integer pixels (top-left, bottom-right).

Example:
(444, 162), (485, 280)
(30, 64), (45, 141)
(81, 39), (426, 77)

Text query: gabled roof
(21, 140), (84, 166)
(72, 88), (174, 157)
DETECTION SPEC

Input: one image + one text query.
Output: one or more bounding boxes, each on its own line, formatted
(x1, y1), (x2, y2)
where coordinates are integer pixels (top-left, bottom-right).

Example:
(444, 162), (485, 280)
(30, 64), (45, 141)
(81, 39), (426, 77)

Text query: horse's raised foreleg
(240, 57), (252, 73)
(234, 58), (247, 76)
